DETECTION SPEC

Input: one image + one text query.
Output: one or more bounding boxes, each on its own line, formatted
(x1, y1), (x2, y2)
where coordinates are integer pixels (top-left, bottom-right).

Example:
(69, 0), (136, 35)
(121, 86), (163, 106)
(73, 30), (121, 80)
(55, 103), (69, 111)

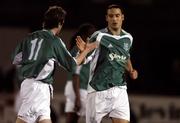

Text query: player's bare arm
(126, 58), (138, 80)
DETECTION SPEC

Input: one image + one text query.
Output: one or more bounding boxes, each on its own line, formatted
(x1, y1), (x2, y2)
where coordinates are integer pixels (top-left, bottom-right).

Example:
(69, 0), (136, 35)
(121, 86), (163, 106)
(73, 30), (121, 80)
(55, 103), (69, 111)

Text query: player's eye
(116, 14), (120, 17)
(108, 14), (113, 18)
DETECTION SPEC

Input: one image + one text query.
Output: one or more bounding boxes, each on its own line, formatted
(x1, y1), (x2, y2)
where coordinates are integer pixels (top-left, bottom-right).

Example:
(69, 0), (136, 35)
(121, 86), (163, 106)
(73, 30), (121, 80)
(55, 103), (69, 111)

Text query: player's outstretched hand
(76, 36), (86, 52)
(76, 36), (98, 53)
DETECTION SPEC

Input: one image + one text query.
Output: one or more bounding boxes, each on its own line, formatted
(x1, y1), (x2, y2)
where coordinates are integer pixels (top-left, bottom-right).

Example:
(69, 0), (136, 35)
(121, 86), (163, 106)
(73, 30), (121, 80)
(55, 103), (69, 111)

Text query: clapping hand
(76, 36), (98, 53)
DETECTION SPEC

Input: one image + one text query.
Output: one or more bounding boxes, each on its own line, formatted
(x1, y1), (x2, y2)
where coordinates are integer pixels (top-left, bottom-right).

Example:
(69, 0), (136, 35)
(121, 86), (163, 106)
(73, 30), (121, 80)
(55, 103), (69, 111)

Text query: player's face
(106, 8), (124, 31)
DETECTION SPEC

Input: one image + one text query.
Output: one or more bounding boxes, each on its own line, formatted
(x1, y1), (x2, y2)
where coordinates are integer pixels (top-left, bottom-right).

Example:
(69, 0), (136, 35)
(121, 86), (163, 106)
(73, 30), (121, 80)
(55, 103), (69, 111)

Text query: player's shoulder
(28, 30), (51, 39)
(121, 29), (133, 40)
(89, 28), (107, 40)
(54, 37), (66, 48)
(31, 30), (63, 46)
(30, 30), (45, 36)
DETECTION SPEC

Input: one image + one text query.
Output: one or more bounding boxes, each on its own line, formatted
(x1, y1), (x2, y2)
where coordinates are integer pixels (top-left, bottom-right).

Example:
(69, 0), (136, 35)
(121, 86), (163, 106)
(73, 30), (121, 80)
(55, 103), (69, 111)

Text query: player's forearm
(75, 50), (88, 65)
(72, 75), (80, 98)
(126, 58), (138, 79)
(126, 58), (134, 73)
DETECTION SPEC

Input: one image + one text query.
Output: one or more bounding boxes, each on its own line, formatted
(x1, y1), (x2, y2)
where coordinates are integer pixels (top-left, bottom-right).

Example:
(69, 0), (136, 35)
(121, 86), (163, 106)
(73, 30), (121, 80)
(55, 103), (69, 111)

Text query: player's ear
(122, 14), (124, 21)
(58, 20), (64, 27)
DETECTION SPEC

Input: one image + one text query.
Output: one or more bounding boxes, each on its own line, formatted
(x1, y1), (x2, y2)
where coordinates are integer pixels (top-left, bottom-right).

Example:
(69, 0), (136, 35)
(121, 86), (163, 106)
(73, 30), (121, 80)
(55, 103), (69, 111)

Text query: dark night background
(0, 0), (180, 95)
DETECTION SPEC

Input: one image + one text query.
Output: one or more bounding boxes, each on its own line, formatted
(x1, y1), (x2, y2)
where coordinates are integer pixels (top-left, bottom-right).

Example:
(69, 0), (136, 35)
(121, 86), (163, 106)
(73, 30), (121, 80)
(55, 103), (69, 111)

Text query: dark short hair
(106, 4), (124, 14)
(77, 23), (96, 38)
(43, 6), (66, 29)
(69, 23), (96, 50)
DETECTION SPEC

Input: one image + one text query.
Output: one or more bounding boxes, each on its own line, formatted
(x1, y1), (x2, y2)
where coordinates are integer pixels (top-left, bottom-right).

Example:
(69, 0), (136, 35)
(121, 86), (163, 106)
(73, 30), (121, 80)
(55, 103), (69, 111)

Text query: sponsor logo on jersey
(109, 53), (126, 63)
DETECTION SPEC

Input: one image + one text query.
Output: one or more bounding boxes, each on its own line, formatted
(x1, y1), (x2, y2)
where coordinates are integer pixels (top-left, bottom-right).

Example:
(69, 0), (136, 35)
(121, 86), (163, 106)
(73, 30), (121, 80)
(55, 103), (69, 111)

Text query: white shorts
(17, 78), (52, 123)
(86, 86), (130, 123)
(64, 81), (87, 116)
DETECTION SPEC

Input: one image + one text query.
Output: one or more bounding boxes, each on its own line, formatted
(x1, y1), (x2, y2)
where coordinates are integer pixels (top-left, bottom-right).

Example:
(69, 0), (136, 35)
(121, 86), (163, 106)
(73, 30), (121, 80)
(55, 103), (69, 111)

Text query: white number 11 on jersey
(28, 38), (43, 60)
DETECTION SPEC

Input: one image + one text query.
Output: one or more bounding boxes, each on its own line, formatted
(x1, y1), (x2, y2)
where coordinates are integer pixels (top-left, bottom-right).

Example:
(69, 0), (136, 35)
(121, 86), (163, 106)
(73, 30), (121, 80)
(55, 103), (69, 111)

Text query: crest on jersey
(124, 43), (129, 51)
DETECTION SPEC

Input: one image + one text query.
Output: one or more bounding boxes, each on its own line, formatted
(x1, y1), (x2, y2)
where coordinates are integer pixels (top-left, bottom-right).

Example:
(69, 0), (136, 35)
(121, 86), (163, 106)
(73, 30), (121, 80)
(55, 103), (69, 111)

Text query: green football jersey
(12, 29), (76, 84)
(88, 28), (133, 91)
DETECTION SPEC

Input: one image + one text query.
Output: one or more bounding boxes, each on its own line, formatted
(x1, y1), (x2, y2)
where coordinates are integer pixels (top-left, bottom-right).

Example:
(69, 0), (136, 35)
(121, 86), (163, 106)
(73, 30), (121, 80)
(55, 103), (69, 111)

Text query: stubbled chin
(112, 27), (119, 31)
(111, 24), (119, 28)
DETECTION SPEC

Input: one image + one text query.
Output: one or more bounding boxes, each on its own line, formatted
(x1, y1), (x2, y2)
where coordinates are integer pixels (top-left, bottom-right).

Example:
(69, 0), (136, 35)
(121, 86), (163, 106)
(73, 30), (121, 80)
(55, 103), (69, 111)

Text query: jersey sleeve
(126, 33), (133, 58)
(70, 46), (79, 57)
(53, 38), (77, 72)
(89, 31), (100, 43)
(12, 41), (23, 65)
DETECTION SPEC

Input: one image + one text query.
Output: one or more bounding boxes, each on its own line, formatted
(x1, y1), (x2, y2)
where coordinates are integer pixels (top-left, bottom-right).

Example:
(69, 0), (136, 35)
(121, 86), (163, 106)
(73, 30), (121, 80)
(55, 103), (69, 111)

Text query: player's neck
(108, 27), (121, 36)
(50, 28), (58, 36)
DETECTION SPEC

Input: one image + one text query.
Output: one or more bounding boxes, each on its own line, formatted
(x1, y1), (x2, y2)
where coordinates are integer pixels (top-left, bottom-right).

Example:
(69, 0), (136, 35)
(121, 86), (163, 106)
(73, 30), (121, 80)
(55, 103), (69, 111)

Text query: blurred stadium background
(0, 0), (180, 123)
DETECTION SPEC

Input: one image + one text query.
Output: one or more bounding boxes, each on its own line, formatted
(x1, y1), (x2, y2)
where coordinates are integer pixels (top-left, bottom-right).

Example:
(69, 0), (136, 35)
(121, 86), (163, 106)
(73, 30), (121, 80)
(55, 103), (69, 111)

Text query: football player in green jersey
(12, 6), (97, 123)
(64, 23), (96, 123)
(76, 4), (138, 123)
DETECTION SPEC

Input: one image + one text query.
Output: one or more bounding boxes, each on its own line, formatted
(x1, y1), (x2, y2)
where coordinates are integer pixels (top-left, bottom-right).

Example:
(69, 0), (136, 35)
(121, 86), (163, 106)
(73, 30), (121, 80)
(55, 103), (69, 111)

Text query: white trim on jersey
(96, 31), (133, 45)
(13, 52), (22, 65)
(122, 29), (133, 46)
(89, 31), (101, 41)
(35, 58), (55, 81)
